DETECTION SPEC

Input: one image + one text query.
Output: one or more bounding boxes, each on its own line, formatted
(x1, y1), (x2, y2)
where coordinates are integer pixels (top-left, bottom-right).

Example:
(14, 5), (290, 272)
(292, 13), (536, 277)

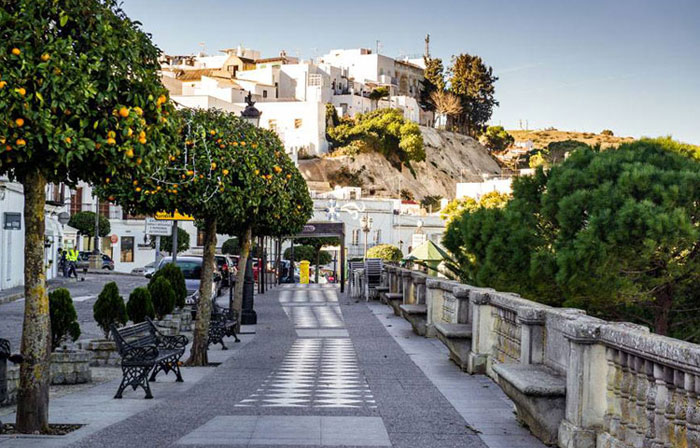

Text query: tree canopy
(480, 126), (514, 152)
(443, 138), (700, 341)
(448, 53), (498, 137)
(68, 211), (110, 240)
(420, 57), (445, 112)
(327, 108), (425, 169)
(0, 0), (177, 432)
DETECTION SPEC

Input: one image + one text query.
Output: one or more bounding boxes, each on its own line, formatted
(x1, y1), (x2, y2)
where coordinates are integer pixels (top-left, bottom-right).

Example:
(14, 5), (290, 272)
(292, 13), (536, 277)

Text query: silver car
(150, 256), (221, 305)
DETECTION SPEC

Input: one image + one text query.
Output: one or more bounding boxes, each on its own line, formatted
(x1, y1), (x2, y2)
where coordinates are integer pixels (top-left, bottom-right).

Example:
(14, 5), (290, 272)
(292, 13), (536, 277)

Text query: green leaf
(59, 14), (68, 27)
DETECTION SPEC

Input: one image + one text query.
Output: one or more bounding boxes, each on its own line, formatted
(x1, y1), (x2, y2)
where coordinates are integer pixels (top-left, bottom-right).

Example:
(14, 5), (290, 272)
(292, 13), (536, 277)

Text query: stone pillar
(516, 308), (545, 365)
(411, 272), (427, 305)
(452, 285), (472, 324)
(558, 319), (607, 448)
(401, 270), (413, 304)
(425, 278), (443, 338)
(686, 374), (700, 448)
(467, 289), (490, 375)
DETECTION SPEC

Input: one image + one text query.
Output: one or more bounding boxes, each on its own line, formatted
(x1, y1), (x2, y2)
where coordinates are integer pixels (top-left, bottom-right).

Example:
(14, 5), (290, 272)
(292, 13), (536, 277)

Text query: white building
(456, 177), (513, 200)
(0, 179), (76, 291)
(162, 45), (432, 157)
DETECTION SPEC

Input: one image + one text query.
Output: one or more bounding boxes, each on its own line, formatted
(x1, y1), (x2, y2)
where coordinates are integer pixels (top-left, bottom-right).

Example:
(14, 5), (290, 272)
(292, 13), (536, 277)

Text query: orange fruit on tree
(16, 138), (26, 146)
(17, 87), (26, 96)
(105, 178), (110, 183)
(118, 107), (129, 118)
(222, 169), (229, 175)
(125, 148), (134, 158)
(127, 128), (133, 137)
(107, 130), (116, 138)
(138, 137), (147, 144)
(106, 137), (116, 145)
(210, 130), (216, 135)
(15, 118), (24, 127)
(41, 53), (50, 62)
(0, 81), (7, 89)
(65, 137), (71, 144)
(135, 187), (142, 192)
(11, 48), (20, 56)
(211, 162), (217, 170)
(132, 180), (138, 186)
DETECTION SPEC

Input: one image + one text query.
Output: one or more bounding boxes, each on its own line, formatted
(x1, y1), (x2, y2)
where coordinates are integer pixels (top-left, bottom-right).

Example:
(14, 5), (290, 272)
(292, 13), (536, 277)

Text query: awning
(404, 240), (450, 262)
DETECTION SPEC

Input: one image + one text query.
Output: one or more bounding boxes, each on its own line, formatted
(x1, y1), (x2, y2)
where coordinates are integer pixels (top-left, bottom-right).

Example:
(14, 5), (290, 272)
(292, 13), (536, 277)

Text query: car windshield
(159, 259), (202, 279)
(177, 261), (202, 279)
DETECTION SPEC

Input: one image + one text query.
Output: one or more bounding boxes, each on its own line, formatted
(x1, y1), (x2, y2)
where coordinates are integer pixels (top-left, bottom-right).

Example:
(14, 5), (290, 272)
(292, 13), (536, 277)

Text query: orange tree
(0, 0), (175, 433)
(218, 127), (312, 328)
(97, 108), (312, 365)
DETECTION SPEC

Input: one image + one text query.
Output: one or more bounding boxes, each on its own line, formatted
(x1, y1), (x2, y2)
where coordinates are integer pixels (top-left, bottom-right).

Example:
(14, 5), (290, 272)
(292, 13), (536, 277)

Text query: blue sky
(121, 0), (700, 144)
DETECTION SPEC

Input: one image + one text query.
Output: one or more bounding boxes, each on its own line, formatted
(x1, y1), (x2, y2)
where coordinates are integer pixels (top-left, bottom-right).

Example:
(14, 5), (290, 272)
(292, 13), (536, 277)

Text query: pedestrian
(58, 248), (67, 277)
(67, 248), (78, 279)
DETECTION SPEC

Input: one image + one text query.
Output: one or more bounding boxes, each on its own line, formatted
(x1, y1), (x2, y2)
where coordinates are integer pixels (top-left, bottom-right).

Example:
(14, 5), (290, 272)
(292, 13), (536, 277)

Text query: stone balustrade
(365, 264), (700, 448)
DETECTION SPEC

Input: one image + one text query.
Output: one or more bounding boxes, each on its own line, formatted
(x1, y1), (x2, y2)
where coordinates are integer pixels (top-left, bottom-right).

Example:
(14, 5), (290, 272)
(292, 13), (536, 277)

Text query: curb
(0, 292), (23, 305)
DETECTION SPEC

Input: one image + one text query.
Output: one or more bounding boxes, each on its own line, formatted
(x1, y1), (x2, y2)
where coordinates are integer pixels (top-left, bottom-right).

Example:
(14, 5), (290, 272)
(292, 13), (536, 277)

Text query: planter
(50, 349), (93, 385)
(176, 308), (193, 332)
(77, 339), (120, 367)
(153, 313), (181, 336)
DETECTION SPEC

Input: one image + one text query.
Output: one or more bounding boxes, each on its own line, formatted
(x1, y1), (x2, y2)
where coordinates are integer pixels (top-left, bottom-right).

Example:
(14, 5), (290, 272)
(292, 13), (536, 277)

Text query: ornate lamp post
(360, 213), (373, 260)
(240, 92), (261, 325)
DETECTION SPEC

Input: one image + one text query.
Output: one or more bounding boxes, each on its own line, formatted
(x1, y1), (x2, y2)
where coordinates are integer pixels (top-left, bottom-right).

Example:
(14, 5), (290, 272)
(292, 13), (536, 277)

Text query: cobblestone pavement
(0, 273), (149, 350)
(0, 284), (542, 447)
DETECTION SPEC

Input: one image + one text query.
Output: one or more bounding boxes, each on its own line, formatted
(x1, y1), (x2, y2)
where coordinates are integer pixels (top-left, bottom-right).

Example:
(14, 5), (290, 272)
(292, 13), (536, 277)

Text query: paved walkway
(1, 284), (544, 447)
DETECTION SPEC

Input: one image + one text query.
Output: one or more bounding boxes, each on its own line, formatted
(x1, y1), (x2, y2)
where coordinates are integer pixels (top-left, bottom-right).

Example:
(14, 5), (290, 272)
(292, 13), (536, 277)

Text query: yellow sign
(299, 260), (310, 284)
(154, 211), (194, 221)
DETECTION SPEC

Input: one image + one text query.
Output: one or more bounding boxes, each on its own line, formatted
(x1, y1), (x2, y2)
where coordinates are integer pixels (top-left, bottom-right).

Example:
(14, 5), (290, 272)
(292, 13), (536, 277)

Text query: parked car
(130, 261), (156, 277)
(77, 251), (114, 270)
(278, 260), (300, 284)
(150, 256), (222, 305)
(215, 254), (236, 286)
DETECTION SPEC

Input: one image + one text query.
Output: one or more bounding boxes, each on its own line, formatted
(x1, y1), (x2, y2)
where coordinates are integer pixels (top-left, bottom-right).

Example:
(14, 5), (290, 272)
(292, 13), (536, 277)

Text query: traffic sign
(154, 211), (194, 221)
(145, 218), (172, 236)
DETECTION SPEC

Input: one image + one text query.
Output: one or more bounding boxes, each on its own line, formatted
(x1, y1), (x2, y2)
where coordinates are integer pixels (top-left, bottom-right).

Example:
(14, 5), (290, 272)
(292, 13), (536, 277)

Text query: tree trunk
(16, 171), (51, 433)
(653, 284), (673, 336)
(187, 216), (217, 366)
(314, 249), (320, 283)
(232, 226), (252, 329)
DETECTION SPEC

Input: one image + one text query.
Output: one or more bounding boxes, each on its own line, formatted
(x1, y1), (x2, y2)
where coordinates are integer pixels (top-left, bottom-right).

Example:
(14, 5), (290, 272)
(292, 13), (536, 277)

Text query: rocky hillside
(508, 129), (635, 149)
(298, 127), (501, 201)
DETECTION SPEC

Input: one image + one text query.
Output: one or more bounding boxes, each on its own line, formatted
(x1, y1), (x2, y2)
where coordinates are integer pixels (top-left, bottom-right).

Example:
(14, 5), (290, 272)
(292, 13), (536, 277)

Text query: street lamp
(360, 213), (373, 260)
(240, 92), (261, 128)
(239, 96), (261, 325)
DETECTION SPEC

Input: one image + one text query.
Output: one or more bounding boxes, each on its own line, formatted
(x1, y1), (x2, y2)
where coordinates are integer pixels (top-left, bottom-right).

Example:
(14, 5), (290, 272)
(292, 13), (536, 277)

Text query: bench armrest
(122, 346), (159, 363)
(157, 334), (188, 350)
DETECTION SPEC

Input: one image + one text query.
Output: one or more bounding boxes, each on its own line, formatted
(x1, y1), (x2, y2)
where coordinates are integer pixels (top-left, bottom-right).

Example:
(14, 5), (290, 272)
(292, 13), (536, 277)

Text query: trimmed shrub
(366, 244), (403, 262)
(150, 263), (187, 308)
(126, 287), (155, 324)
(93, 282), (127, 339)
(148, 277), (176, 319)
(49, 288), (81, 350)
(221, 237), (239, 255)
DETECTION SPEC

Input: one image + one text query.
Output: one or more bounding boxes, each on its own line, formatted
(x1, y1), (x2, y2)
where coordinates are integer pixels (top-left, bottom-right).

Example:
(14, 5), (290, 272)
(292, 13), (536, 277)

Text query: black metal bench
(111, 318), (188, 399)
(208, 301), (240, 350)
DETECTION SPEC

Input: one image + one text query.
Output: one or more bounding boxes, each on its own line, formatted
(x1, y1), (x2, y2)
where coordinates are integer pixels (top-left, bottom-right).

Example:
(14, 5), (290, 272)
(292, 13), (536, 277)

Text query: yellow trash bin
(299, 260), (310, 284)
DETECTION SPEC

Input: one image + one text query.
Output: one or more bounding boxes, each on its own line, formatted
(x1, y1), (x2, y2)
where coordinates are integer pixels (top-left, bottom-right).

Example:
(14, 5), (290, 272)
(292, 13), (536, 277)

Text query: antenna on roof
(424, 34), (430, 59)
(198, 42), (206, 55)
(376, 40), (382, 55)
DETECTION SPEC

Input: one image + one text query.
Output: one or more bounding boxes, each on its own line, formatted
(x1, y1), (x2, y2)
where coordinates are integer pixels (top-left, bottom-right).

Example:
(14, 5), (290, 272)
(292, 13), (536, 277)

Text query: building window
(352, 229), (360, 246)
(263, 90), (268, 98)
(120, 237), (134, 263)
(70, 187), (83, 214)
(294, 118), (302, 129)
(374, 229), (381, 244)
(4, 213), (21, 230)
(197, 229), (205, 247)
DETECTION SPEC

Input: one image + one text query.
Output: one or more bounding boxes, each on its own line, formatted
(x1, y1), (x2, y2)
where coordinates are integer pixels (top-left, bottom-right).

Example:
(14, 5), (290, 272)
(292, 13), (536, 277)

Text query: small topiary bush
(150, 263), (187, 309)
(148, 277), (175, 319)
(366, 244), (404, 262)
(93, 282), (127, 339)
(49, 288), (81, 351)
(126, 287), (155, 324)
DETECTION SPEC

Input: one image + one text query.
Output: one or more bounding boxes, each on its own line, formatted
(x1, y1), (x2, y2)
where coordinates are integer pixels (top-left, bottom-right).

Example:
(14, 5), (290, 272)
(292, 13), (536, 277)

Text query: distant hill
(508, 129), (635, 149)
(298, 127), (501, 201)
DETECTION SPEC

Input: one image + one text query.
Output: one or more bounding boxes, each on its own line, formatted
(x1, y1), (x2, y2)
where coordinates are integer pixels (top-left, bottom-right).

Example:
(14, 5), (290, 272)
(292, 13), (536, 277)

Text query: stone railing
(371, 264), (700, 448)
